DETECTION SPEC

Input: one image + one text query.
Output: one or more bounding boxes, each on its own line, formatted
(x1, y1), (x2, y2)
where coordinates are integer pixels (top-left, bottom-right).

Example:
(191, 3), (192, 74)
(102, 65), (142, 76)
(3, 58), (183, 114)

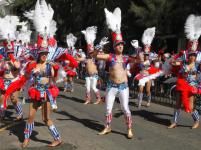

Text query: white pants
(104, 86), (132, 128)
(105, 86), (131, 115)
(85, 76), (99, 93)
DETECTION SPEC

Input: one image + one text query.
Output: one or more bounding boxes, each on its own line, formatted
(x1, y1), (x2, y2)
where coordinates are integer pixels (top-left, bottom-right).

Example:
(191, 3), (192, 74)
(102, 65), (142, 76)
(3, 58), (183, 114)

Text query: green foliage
(129, 0), (175, 34)
(8, 0), (201, 49)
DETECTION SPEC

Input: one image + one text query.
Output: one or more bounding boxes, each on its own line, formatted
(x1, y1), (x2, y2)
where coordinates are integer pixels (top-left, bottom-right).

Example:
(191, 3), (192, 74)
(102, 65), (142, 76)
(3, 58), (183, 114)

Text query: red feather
(56, 53), (78, 68)
(8, 53), (16, 63)
(25, 61), (37, 74)
(52, 64), (60, 77)
(3, 75), (27, 109)
(176, 78), (192, 113)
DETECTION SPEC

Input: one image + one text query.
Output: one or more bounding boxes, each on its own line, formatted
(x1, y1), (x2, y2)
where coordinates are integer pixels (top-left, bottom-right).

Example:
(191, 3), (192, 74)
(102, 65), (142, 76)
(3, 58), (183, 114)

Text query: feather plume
(24, 0), (55, 36)
(56, 66), (66, 83)
(142, 27), (156, 46)
(17, 22), (32, 44)
(23, 10), (34, 20)
(0, 15), (19, 40)
(185, 14), (201, 41)
(81, 26), (97, 44)
(66, 33), (77, 48)
(104, 7), (121, 33)
(49, 20), (57, 36)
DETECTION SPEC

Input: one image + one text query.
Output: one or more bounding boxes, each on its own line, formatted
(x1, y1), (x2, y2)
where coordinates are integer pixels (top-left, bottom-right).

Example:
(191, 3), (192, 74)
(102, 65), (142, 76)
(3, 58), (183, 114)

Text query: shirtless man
(78, 26), (102, 105)
(93, 41), (133, 139)
(76, 50), (102, 105)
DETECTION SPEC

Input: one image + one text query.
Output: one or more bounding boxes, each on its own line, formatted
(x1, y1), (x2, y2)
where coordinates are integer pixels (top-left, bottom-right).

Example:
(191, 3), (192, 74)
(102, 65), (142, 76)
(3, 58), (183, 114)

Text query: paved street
(0, 82), (201, 150)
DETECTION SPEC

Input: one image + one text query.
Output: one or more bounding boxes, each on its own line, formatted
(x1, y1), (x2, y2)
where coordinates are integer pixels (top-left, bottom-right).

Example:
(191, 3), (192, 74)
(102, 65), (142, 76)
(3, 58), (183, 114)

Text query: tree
(8, 0), (201, 50)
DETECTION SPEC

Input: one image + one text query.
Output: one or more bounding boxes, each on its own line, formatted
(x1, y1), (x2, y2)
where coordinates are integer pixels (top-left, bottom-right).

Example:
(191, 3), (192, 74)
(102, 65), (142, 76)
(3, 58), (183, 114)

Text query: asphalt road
(0, 82), (201, 150)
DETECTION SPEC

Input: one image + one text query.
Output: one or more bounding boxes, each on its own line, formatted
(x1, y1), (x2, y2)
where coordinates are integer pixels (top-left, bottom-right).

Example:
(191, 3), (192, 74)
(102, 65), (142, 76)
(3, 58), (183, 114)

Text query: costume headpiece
(24, 0), (57, 53)
(0, 15), (19, 53)
(104, 7), (125, 48)
(66, 33), (77, 50)
(16, 21), (32, 45)
(184, 14), (201, 55)
(141, 27), (156, 55)
(81, 26), (97, 53)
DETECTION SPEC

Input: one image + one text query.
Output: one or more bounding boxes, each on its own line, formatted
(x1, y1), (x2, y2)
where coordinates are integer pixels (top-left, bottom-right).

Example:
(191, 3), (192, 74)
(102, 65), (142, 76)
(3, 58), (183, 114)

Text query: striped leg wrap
(14, 102), (23, 117)
(69, 82), (74, 90)
(138, 93), (143, 107)
(173, 109), (181, 123)
(95, 91), (101, 99)
(24, 122), (34, 139)
(48, 125), (61, 141)
(0, 106), (5, 118)
(64, 82), (68, 89)
(192, 110), (200, 122)
(147, 94), (151, 103)
(106, 113), (112, 128)
(125, 114), (132, 129)
(85, 92), (91, 101)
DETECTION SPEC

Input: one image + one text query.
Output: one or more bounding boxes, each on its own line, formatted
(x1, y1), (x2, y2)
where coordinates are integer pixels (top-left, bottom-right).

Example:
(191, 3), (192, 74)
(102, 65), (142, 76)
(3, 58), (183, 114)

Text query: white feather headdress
(66, 33), (77, 48)
(81, 26), (97, 45)
(24, 0), (56, 36)
(0, 15), (19, 40)
(142, 27), (156, 46)
(104, 7), (121, 33)
(16, 22), (32, 44)
(184, 14), (201, 41)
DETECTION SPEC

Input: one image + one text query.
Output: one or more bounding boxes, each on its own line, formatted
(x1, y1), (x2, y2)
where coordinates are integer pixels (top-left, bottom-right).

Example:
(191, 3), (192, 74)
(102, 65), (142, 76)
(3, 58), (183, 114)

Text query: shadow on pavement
(56, 110), (104, 131)
(6, 120), (51, 144)
(58, 94), (84, 104)
(9, 143), (76, 150)
(113, 109), (172, 126)
(56, 110), (127, 137)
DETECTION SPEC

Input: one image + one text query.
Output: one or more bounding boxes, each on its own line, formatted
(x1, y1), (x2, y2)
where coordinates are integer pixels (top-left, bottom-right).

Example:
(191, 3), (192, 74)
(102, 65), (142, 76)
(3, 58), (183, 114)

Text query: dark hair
(37, 52), (48, 62)
(188, 53), (197, 57)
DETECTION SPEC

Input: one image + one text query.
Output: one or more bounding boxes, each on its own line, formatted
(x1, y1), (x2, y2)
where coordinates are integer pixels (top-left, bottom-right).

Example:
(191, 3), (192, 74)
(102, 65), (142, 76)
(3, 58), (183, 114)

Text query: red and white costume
(169, 14), (201, 126)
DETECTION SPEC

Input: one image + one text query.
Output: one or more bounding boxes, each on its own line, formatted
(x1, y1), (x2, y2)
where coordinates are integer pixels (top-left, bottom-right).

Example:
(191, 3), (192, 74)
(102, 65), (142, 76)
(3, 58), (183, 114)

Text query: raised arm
(93, 50), (110, 61)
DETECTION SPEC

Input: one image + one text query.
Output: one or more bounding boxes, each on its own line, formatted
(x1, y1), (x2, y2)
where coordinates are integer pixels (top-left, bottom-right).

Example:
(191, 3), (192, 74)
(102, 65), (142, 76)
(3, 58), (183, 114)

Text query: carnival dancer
(63, 33), (78, 92)
(93, 7), (133, 138)
(77, 26), (102, 105)
(135, 27), (156, 108)
(20, 0), (62, 147)
(0, 15), (23, 120)
(168, 14), (201, 129)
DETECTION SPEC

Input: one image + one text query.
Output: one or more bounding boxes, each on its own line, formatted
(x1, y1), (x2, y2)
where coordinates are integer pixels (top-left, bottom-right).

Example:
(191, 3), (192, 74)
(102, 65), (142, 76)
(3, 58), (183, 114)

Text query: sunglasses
(40, 52), (48, 56)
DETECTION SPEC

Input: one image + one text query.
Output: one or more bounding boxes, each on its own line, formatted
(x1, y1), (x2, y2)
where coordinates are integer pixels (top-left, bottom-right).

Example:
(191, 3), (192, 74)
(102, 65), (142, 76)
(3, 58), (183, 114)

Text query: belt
(85, 73), (98, 78)
(107, 80), (128, 90)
